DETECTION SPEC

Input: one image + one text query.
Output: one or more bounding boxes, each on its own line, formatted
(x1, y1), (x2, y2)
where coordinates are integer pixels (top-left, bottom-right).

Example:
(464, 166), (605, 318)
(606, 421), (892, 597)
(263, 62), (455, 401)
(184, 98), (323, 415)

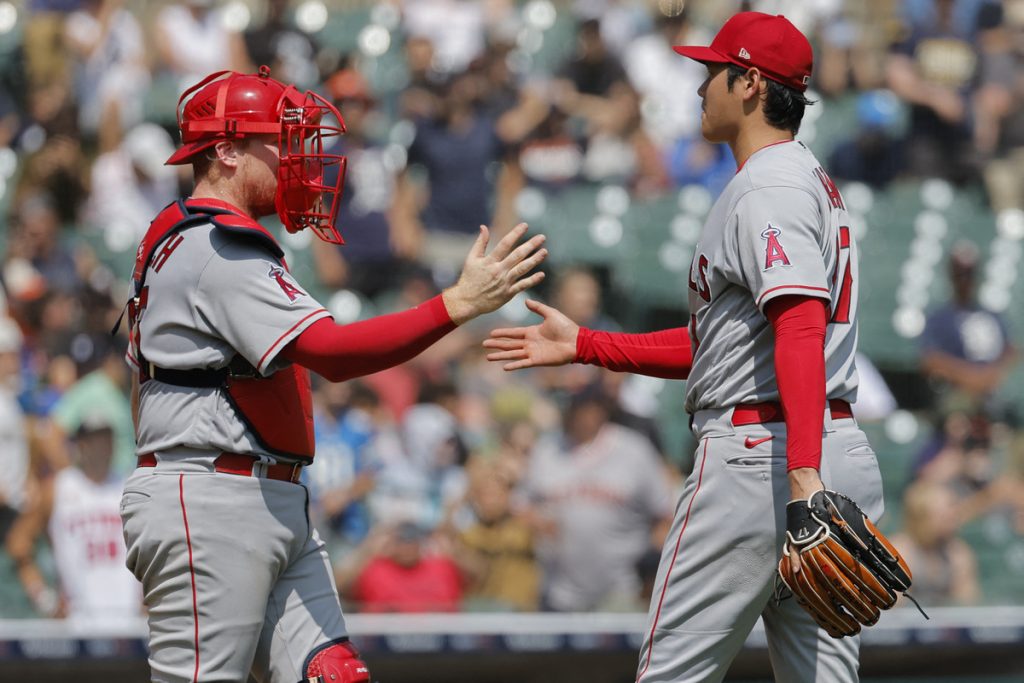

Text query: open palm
(484, 299), (580, 371)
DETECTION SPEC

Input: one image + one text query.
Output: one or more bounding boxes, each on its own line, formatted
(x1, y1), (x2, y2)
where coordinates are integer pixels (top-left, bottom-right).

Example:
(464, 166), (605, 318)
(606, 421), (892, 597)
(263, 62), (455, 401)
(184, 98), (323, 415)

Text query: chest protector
(127, 198), (315, 461)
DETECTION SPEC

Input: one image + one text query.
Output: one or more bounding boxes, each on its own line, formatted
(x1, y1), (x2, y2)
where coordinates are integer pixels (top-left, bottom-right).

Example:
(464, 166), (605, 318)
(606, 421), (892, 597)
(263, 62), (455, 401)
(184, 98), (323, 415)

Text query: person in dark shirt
(392, 70), (514, 286)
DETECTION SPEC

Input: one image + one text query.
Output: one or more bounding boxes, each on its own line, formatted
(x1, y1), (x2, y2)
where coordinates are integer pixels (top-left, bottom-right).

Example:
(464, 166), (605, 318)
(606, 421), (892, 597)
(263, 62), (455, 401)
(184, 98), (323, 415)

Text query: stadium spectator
(63, 0), (150, 148)
(311, 68), (413, 300)
(890, 479), (982, 606)
(828, 90), (906, 188)
(980, 2), (1024, 212)
(885, 0), (1002, 183)
(304, 380), (383, 552)
(6, 413), (141, 625)
(46, 334), (134, 477)
(367, 379), (469, 529)
(452, 459), (540, 611)
(919, 241), (1016, 412)
(240, 0), (320, 88)
(154, 0), (246, 93)
(392, 69), (517, 286)
(84, 123), (179, 241)
(913, 409), (996, 497)
(813, 1), (889, 97)
(399, 0), (510, 76)
(5, 194), (80, 295)
(526, 384), (673, 612)
(338, 520), (463, 613)
(0, 318), (28, 544)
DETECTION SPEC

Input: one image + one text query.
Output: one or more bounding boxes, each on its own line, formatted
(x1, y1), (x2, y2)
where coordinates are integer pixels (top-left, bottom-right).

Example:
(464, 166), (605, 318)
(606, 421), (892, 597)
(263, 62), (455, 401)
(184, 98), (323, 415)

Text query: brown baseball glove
(777, 489), (920, 638)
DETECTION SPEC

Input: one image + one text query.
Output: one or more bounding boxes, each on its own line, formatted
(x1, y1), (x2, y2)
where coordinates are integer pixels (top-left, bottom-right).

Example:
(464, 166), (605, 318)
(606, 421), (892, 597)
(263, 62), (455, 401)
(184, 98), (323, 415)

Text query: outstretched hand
(483, 299), (579, 371)
(442, 223), (547, 325)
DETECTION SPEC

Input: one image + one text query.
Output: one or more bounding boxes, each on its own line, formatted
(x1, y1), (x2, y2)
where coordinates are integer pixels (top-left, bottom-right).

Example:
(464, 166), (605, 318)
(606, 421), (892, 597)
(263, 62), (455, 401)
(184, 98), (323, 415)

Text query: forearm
(574, 327), (692, 379)
(768, 297), (828, 472)
(282, 295), (456, 382)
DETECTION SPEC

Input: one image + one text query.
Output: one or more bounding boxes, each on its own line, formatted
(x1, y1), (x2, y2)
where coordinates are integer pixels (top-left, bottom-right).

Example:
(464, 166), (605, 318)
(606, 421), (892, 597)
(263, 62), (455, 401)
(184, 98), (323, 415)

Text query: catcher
(118, 67), (546, 683)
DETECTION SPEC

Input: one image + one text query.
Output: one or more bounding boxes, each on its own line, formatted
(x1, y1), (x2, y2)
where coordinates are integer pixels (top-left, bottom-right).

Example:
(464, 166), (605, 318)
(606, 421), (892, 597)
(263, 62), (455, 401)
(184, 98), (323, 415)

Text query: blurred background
(0, 0), (1022, 681)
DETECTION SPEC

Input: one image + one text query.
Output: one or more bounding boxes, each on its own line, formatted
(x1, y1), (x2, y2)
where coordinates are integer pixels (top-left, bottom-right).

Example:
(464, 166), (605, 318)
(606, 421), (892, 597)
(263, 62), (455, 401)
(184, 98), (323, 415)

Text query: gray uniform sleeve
(725, 186), (830, 314)
(196, 240), (331, 375)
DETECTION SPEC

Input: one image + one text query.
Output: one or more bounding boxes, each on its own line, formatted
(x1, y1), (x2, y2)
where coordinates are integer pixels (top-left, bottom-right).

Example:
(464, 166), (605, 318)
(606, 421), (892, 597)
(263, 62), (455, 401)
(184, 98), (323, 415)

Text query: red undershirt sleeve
(574, 327), (692, 380)
(766, 295), (828, 471)
(280, 294), (456, 382)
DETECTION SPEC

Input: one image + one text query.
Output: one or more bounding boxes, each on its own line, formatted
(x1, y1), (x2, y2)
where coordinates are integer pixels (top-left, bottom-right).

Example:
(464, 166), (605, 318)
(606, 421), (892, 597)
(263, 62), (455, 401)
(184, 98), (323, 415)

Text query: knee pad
(302, 639), (371, 683)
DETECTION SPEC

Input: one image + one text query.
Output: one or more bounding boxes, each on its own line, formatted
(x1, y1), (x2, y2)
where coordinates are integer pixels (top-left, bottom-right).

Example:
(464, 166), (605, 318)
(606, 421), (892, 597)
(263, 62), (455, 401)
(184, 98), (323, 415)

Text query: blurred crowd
(0, 0), (1022, 625)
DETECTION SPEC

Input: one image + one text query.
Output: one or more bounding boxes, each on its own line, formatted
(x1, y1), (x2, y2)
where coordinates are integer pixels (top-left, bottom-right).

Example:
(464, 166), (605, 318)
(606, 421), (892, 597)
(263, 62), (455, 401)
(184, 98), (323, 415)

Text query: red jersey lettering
(688, 254), (711, 302)
(831, 226), (853, 324)
(152, 233), (185, 273)
(814, 167), (845, 210)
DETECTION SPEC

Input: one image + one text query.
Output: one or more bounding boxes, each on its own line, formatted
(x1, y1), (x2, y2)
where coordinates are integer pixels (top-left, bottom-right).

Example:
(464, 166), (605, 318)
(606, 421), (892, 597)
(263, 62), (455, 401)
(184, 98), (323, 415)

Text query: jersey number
(831, 226), (853, 324)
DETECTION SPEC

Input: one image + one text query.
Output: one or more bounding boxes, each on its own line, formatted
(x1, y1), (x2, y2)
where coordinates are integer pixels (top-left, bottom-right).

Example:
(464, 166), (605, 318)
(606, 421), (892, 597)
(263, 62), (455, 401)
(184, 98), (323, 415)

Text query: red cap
(673, 12), (812, 92)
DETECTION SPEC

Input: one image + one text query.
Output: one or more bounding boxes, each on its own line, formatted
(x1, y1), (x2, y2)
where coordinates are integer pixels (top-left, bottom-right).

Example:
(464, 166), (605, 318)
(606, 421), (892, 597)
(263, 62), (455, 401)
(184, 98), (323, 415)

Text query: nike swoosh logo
(744, 435), (774, 449)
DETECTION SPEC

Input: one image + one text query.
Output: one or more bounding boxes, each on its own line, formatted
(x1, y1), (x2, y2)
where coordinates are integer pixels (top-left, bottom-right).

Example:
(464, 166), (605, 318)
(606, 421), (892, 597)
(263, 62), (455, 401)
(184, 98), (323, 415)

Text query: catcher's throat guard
(777, 489), (926, 638)
(167, 66), (348, 244)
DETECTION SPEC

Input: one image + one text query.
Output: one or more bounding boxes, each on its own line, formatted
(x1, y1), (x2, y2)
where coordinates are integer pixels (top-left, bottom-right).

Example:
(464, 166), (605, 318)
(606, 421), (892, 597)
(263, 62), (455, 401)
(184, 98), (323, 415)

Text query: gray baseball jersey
(635, 141), (885, 683)
(683, 140), (859, 413)
(128, 223), (331, 459)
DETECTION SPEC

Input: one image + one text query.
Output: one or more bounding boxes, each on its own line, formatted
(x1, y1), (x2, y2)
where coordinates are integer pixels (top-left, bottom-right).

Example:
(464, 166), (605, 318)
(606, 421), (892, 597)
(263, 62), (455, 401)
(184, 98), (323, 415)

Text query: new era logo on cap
(671, 12), (813, 92)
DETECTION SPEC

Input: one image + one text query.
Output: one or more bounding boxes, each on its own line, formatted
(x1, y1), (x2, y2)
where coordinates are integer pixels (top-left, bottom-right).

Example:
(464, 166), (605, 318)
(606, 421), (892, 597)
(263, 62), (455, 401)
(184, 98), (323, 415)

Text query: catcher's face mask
(167, 66), (349, 244)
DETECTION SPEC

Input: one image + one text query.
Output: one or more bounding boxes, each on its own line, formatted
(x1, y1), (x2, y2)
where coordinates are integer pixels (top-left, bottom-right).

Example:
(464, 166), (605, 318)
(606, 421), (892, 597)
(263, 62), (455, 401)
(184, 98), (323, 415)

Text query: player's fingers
(525, 298), (557, 318)
(482, 337), (526, 350)
(486, 349), (528, 362)
(487, 327), (527, 340)
(469, 225), (490, 258)
(488, 222), (529, 261)
(509, 271), (546, 294)
(500, 233), (546, 268)
(502, 359), (535, 371)
(789, 546), (803, 574)
(509, 248), (548, 280)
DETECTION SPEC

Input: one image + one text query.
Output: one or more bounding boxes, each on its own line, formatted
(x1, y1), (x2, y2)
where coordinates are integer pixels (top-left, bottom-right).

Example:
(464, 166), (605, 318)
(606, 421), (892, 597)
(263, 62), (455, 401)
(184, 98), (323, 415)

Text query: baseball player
(118, 67), (546, 683)
(486, 13), (884, 682)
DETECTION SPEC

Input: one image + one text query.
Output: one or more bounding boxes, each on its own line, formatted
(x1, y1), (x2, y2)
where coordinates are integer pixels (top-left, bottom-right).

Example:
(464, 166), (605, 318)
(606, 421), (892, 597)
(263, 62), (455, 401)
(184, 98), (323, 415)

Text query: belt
(731, 399), (853, 427)
(137, 452), (302, 483)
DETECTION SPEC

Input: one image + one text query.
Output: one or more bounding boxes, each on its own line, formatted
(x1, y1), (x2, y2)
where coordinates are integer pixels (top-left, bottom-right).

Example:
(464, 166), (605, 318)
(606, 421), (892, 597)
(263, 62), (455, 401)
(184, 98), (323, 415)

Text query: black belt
(150, 365), (229, 388)
(145, 355), (257, 388)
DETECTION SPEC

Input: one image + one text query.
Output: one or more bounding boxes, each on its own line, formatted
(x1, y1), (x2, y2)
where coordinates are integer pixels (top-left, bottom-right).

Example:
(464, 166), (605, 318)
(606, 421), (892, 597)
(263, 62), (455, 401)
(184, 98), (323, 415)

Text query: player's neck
(191, 178), (257, 219)
(729, 124), (794, 170)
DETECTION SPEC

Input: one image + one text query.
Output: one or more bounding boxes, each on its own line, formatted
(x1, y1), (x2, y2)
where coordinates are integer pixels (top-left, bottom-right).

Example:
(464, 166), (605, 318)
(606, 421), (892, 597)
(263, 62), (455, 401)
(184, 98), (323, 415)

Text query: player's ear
(212, 140), (240, 169)
(740, 68), (763, 103)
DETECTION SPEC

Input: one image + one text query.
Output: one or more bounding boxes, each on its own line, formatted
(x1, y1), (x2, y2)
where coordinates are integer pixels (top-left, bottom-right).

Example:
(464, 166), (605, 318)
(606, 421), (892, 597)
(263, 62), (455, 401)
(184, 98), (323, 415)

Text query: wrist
(788, 467), (824, 502)
(441, 286), (474, 326)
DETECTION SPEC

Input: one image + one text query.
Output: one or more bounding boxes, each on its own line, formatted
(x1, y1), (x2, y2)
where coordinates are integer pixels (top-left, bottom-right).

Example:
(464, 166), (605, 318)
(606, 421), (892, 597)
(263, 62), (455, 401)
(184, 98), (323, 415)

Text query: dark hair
(726, 63), (813, 135)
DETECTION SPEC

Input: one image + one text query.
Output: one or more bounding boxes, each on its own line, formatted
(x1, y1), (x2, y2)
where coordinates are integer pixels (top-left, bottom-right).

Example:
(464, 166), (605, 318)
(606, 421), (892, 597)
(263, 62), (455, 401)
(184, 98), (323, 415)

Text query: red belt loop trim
(730, 399), (852, 427)
(138, 452), (301, 483)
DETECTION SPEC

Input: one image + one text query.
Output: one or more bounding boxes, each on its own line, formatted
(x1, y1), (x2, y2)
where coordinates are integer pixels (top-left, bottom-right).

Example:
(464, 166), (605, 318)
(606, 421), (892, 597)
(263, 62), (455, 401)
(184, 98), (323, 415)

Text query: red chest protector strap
(126, 198), (315, 461)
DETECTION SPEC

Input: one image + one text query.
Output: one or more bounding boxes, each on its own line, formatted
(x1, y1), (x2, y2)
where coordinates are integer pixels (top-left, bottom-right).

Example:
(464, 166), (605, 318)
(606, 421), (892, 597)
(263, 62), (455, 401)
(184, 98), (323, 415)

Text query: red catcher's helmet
(166, 65), (349, 244)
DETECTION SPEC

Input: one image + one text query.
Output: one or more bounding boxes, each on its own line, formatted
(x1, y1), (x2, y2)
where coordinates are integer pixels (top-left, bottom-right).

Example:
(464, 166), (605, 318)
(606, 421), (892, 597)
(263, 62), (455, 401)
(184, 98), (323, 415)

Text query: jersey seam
(725, 184), (822, 229)
(756, 284), (831, 309)
(256, 308), (330, 374)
